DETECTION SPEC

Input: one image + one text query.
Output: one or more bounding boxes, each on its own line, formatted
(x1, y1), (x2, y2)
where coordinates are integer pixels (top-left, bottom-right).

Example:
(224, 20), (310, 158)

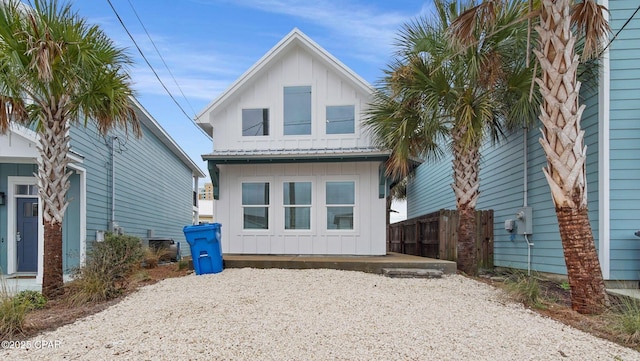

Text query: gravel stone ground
(2, 268), (639, 360)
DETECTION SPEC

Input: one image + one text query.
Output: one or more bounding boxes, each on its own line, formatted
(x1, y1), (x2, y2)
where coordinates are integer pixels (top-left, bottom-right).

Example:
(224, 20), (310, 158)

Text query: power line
(125, 0), (198, 116)
(105, 0), (212, 140)
(578, 3), (640, 79)
(599, 3), (640, 58)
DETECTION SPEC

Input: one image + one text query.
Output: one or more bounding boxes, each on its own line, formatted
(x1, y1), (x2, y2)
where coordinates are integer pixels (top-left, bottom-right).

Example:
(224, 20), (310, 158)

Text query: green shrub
(610, 296), (640, 342)
(142, 246), (170, 269)
(504, 271), (546, 309)
(66, 272), (112, 305)
(13, 290), (47, 311)
(0, 281), (27, 339)
(67, 233), (143, 305)
(0, 296), (27, 339)
(132, 270), (151, 282)
(176, 259), (189, 271)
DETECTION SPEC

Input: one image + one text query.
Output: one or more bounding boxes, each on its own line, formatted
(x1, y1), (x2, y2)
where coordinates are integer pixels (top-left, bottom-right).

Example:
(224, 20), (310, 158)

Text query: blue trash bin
(183, 223), (223, 275)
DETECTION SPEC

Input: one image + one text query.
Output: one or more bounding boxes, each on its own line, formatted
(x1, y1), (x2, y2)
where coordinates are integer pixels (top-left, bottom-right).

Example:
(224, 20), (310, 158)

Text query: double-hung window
(283, 86), (311, 135)
(326, 181), (355, 230)
(283, 182), (312, 230)
(242, 183), (269, 229)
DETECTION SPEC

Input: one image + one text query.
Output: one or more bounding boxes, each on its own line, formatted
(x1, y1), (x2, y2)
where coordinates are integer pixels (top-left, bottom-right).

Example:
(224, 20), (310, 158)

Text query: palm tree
(0, 0), (140, 299)
(452, 0), (609, 314)
(365, 0), (538, 275)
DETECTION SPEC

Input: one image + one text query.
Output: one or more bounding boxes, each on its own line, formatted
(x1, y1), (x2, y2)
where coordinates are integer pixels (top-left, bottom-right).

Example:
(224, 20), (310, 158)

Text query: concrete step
(382, 268), (443, 279)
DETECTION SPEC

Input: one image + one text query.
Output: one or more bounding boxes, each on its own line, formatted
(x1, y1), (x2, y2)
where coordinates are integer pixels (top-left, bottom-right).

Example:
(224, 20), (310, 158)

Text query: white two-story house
(196, 28), (390, 256)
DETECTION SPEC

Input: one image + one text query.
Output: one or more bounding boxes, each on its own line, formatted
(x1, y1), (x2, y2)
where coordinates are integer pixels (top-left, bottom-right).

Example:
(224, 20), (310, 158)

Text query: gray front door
(17, 197), (38, 272)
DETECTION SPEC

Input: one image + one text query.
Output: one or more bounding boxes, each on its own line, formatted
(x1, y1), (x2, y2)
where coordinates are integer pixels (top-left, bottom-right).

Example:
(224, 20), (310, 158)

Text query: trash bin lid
(183, 223), (221, 233)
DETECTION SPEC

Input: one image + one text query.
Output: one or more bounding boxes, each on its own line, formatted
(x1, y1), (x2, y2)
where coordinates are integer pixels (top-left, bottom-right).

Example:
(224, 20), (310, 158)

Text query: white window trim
(324, 104), (357, 136)
(323, 177), (358, 233)
(240, 178), (272, 232)
(241, 107), (271, 137)
(67, 164), (87, 268)
(280, 178), (315, 233)
(283, 84), (313, 137)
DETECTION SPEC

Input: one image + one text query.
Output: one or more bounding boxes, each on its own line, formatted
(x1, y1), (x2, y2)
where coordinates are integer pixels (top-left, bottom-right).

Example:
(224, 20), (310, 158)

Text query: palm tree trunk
(534, 0), (608, 313)
(43, 222), (64, 298)
(37, 109), (72, 299)
(556, 202), (606, 314)
(451, 129), (480, 275)
(457, 205), (477, 275)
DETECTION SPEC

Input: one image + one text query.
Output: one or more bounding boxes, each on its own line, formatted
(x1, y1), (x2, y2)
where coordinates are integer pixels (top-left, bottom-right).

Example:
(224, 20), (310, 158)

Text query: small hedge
(13, 290), (47, 311)
(67, 233), (143, 305)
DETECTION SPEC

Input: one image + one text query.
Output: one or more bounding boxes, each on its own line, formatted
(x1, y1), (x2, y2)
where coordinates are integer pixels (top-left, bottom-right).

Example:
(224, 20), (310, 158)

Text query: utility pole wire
(126, 0), (198, 116)
(105, 0), (212, 140)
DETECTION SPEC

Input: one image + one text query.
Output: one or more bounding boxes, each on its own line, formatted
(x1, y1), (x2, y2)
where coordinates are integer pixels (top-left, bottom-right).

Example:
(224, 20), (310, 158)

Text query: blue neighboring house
(0, 97), (204, 284)
(406, 2), (640, 286)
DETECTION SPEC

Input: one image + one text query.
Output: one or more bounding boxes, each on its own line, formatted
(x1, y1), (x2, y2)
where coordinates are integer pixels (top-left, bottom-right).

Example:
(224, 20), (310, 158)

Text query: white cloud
(92, 1), (435, 112)
(112, 32), (251, 102)
(196, 0), (430, 64)
(129, 69), (230, 102)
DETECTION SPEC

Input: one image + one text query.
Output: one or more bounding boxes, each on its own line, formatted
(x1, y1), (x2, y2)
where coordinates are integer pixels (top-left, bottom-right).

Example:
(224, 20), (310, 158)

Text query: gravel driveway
(2, 268), (639, 360)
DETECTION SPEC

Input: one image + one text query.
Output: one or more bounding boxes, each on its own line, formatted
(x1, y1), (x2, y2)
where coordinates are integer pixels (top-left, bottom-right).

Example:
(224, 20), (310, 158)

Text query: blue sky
(75, 1), (433, 186)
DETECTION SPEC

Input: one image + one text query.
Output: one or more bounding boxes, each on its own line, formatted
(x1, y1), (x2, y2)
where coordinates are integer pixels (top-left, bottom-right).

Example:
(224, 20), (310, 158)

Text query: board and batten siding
(208, 44), (373, 153)
(70, 113), (195, 255)
(607, 0), (640, 280)
(215, 162), (386, 255)
(406, 82), (601, 276)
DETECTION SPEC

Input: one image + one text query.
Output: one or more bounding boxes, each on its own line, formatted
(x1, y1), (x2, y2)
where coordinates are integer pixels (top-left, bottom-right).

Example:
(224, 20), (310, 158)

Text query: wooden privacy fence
(387, 209), (494, 269)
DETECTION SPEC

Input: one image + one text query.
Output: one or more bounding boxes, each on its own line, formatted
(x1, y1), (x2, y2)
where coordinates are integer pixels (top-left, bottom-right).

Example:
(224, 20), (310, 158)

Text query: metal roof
(202, 147), (390, 164)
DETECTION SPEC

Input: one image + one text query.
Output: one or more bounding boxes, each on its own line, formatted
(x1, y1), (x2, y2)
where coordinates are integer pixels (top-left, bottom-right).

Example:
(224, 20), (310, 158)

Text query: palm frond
(365, 0), (540, 179)
(572, 0), (610, 61)
(449, 0), (502, 45)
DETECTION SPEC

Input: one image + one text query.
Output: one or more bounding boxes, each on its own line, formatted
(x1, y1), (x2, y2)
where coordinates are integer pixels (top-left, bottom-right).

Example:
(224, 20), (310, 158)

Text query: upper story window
(242, 108), (269, 136)
(284, 86), (311, 135)
(242, 182), (270, 230)
(326, 105), (355, 134)
(283, 182), (312, 230)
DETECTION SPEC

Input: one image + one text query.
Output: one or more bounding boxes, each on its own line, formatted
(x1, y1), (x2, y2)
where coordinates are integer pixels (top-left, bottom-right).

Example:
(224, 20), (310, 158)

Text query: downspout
(110, 136), (117, 232)
(523, 126), (528, 208)
(193, 176), (199, 224)
(523, 126), (534, 275)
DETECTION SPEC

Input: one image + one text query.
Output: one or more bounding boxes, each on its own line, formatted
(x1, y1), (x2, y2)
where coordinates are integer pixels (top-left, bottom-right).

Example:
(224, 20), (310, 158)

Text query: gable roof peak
(195, 28), (372, 126)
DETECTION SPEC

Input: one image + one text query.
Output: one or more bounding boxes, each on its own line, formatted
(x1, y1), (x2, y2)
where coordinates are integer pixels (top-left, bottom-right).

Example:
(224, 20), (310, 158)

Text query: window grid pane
(242, 183), (269, 205)
(326, 181), (355, 204)
(242, 108), (269, 136)
(284, 207), (311, 230)
(15, 185), (38, 195)
(283, 182), (311, 205)
(327, 206), (353, 230)
(244, 207), (269, 229)
(284, 86), (311, 135)
(326, 105), (354, 134)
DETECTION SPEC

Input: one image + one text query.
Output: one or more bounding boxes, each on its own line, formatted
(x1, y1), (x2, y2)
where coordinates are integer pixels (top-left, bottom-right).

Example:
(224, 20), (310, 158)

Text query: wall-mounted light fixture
(0, 192), (5, 206)
(635, 230), (640, 238)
